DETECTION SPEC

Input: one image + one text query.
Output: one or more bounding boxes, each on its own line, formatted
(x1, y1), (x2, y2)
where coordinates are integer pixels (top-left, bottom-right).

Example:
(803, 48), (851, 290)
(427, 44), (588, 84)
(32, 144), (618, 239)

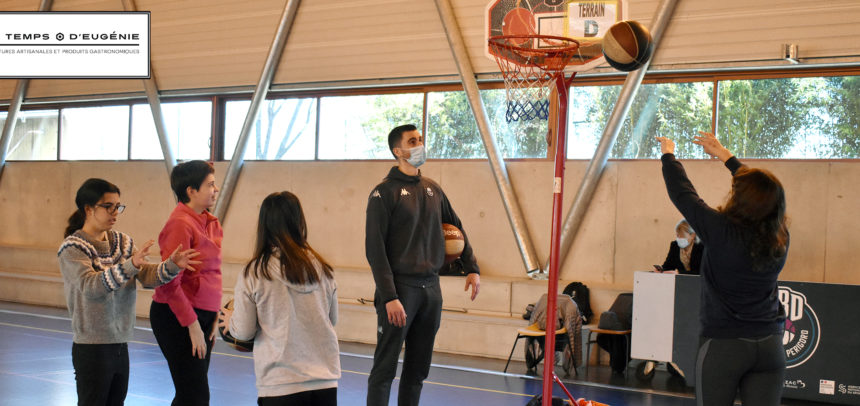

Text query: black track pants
(366, 282), (442, 406)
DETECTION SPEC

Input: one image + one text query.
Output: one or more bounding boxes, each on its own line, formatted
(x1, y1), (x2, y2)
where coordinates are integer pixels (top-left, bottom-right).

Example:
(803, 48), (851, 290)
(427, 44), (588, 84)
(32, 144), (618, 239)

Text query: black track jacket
(365, 166), (479, 304)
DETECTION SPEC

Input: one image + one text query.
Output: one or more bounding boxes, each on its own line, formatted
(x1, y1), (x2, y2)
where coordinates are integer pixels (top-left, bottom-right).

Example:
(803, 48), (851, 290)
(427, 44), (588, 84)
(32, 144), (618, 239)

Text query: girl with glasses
(58, 178), (200, 405)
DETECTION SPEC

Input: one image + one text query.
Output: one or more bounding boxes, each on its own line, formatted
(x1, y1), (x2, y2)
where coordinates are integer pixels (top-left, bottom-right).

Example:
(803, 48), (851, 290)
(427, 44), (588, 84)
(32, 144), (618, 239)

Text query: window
(60, 106), (129, 160)
(318, 93), (423, 159)
(567, 82), (714, 159)
(425, 90), (549, 159)
(0, 109), (58, 160)
(718, 76), (860, 159)
(131, 101), (212, 160)
(224, 98), (316, 160)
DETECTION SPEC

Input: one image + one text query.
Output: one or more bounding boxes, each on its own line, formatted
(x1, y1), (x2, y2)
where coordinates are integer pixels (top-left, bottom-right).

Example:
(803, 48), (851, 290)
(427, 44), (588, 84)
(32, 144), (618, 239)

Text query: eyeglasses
(96, 203), (126, 214)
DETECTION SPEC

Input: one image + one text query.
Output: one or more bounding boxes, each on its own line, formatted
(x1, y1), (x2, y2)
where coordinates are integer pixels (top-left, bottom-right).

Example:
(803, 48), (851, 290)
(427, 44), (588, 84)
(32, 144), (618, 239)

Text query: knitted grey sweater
(58, 229), (181, 344)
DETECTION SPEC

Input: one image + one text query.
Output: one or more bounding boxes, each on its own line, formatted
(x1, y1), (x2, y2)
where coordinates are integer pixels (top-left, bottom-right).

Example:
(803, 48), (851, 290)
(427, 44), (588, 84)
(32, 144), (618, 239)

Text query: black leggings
(72, 343), (129, 406)
(696, 334), (785, 406)
(150, 301), (217, 406)
(258, 388), (337, 406)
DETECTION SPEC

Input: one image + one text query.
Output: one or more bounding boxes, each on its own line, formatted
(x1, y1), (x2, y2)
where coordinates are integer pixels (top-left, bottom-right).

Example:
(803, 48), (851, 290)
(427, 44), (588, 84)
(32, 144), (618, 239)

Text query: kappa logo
(779, 287), (821, 369)
(426, 187), (434, 197)
(401, 188), (410, 196)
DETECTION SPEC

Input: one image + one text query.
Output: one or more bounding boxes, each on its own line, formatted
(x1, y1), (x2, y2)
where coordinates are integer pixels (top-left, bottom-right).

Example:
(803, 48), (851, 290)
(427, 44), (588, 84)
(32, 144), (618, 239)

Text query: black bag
(597, 292), (633, 373)
(439, 258), (467, 276)
(526, 395), (565, 406)
(522, 303), (535, 320)
(562, 281), (593, 324)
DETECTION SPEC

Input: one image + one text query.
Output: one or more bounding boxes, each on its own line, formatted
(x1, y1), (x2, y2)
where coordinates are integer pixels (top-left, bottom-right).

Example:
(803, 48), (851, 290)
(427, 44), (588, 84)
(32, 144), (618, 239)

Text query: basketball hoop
(488, 35), (580, 122)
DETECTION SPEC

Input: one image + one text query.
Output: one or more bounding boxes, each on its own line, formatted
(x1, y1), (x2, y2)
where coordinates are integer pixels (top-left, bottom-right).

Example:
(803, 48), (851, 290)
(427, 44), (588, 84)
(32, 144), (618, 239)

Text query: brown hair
(719, 167), (788, 271)
(244, 191), (333, 284)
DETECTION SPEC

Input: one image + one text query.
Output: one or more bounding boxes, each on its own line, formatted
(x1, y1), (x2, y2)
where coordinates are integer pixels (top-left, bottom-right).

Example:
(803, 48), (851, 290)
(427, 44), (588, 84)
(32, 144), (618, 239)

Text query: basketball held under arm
(440, 193), (480, 275)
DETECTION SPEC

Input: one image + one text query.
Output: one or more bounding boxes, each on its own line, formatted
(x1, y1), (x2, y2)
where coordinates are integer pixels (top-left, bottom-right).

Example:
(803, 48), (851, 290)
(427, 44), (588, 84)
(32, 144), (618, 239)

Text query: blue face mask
(405, 145), (426, 167)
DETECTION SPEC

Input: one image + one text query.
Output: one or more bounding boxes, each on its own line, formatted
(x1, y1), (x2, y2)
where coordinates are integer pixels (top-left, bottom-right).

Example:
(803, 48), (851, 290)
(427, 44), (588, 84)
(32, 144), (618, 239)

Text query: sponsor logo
(820, 379), (835, 395)
(371, 190), (381, 198)
(838, 384), (860, 396)
(426, 187), (434, 197)
(400, 188), (410, 196)
(779, 287), (820, 368)
(784, 379), (806, 389)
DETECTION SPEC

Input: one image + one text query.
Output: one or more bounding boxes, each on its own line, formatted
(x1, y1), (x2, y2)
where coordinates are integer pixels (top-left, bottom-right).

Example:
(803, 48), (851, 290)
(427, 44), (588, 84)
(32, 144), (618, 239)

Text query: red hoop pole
(541, 72), (576, 406)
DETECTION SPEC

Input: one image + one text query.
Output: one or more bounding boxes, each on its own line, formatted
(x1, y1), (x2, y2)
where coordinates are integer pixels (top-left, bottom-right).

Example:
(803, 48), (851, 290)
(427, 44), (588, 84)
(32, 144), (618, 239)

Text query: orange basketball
(442, 223), (465, 264)
(502, 7), (536, 46)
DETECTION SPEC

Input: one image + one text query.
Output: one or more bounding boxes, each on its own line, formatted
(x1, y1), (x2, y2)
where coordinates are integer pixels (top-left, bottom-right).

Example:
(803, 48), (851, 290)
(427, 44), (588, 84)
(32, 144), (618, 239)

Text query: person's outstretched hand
(693, 131), (733, 162)
(655, 137), (675, 155)
(169, 244), (201, 271)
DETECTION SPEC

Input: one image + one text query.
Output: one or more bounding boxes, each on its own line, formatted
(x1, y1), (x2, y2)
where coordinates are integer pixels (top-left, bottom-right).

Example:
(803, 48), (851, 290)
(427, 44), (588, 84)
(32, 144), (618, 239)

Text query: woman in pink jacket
(150, 160), (223, 405)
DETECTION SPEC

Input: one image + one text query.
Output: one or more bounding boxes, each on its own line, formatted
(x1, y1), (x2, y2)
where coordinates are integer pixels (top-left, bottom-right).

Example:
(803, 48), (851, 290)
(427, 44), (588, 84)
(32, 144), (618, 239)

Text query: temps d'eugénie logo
(779, 287), (820, 368)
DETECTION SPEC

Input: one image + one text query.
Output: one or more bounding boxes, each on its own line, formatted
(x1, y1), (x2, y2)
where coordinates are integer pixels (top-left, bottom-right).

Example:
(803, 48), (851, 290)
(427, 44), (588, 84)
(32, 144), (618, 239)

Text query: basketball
(502, 7), (536, 43)
(218, 299), (254, 352)
(442, 223), (465, 264)
(602, 20), (653, 72)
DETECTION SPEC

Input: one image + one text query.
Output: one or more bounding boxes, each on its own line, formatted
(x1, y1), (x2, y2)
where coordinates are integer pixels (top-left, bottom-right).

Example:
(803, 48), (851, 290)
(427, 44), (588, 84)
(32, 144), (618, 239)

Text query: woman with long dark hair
(58, 178), (199, 405)
(219, 191), (339, 405)
(657, 132), (789, 406)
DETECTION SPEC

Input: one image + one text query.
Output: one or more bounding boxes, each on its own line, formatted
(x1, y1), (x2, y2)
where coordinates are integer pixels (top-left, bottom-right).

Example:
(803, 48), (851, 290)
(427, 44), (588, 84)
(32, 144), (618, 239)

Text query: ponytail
(64, 210), (86, 237)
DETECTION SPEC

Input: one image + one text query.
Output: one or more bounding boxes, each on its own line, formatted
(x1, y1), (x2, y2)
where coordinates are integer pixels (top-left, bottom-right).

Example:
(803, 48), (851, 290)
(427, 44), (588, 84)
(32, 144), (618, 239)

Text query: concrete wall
(0, 159), (856, 360)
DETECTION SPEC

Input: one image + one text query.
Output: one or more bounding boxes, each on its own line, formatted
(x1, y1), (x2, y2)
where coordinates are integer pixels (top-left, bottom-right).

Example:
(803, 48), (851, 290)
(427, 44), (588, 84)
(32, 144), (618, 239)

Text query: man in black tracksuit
(365, 124), (480, 406)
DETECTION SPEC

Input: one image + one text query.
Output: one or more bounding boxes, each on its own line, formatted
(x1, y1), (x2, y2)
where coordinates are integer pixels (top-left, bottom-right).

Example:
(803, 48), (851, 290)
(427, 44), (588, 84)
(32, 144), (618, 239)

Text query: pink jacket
(153, 203), (223, 326)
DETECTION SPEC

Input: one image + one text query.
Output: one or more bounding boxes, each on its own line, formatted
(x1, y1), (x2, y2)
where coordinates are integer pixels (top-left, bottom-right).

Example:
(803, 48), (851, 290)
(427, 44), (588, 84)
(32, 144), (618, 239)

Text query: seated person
(656, 219), (702, 275)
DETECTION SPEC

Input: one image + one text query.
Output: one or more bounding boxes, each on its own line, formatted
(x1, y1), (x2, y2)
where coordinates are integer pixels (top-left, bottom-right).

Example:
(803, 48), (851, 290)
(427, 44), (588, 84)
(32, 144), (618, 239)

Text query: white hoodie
(229, 254), (340, 397)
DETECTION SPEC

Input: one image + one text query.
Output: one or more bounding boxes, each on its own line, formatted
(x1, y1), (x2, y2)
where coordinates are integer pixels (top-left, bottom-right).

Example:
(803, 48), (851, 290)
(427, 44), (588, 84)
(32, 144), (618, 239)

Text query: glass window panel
(318, 93), (422, 159)
(482, 88), (549, 159)
(425, 90), (548, 159)
(814, 75), (860, 158)
(567, 82), (714, 159)
(224, 98), (316, 160)
(60, 106), (129, 160)
(0, 109), (58, 160)
(131, 101), (212, 160)
(718, 76), (860, 159)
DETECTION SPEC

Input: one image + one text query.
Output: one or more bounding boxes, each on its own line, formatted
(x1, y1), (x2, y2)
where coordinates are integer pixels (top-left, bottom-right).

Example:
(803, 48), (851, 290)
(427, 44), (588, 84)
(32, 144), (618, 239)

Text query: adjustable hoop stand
(540, 71), (577, 406)
(489, 34), (587, 406)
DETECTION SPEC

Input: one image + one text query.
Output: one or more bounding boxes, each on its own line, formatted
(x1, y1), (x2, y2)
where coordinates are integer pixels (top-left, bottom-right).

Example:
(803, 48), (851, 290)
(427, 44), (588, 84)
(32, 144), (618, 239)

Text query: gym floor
(0, 301), (831, 405)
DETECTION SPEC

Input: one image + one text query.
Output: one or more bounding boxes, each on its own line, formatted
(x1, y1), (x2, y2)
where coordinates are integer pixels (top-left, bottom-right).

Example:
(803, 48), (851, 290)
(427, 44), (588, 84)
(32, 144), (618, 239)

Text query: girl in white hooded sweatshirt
(219, 191), (339, 405)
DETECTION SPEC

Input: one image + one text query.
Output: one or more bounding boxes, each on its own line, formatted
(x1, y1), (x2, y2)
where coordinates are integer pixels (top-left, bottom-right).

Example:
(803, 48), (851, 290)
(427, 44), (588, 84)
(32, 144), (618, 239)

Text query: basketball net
(488, 35), (579, 122)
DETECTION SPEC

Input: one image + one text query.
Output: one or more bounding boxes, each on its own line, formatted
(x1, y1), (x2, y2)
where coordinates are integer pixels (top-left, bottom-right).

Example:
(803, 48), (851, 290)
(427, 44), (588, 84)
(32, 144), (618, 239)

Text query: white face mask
(676, 237), (691, 249)
(404, 145), (426, 167)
